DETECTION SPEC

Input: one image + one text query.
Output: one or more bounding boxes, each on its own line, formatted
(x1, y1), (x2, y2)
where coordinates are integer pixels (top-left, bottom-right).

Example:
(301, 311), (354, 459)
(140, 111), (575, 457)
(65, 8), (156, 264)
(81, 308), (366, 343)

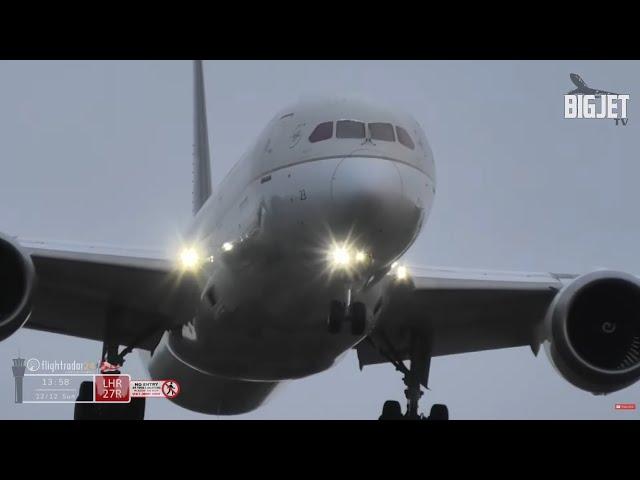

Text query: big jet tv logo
(564, 73), (630, 125)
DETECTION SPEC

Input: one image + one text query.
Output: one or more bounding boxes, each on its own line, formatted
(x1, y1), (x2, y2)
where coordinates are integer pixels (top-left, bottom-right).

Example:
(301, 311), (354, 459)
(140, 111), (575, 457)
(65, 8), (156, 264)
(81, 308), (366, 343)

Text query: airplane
(568, 73), (619, 96)
(1, 61), (640, 420)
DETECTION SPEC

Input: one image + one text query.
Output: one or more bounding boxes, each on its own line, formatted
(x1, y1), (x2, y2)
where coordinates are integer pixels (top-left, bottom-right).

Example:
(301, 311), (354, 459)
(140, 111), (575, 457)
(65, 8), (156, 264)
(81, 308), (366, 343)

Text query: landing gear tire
(427, 404), (449, 421)
(379, 400), (403, 420)
(74, 381), (145, 420)
(371, 332), (449, 420)
(327, 300), (346, 334)
(349, 302), (367, 336)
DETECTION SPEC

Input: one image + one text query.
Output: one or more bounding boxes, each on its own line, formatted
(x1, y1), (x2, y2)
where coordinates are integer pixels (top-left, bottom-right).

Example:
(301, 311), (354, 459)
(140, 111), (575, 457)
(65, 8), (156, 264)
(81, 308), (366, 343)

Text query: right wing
(17, 238), (202, 351)
(2, 62), (211, 352)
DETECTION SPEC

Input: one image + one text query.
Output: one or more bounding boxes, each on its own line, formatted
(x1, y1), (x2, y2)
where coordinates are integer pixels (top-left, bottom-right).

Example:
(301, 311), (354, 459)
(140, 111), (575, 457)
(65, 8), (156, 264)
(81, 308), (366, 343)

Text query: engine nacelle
(545, 270), (640, 394)
(0, 233), (36, 341)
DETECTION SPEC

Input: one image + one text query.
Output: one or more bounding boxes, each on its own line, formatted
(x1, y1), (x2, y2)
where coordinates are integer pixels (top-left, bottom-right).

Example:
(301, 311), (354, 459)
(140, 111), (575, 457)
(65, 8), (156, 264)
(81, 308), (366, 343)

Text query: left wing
(356, 265), (575, 368)
(19, 239), (201, 351)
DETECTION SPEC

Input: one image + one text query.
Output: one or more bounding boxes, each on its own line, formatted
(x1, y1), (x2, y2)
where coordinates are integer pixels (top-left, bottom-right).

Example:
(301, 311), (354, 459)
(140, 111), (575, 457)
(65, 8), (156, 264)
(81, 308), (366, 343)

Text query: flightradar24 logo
(564, 73), (630, 125)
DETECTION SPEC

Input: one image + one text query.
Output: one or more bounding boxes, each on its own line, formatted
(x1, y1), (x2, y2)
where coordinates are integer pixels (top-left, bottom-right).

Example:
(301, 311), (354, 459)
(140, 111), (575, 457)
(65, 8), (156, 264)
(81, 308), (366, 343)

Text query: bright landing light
(328, 243), (371, 271)
(222, 242), (234, 252)
(330, 246), (351, 267)
(179, 247), (200, 270)
(395, 265), (408, 280)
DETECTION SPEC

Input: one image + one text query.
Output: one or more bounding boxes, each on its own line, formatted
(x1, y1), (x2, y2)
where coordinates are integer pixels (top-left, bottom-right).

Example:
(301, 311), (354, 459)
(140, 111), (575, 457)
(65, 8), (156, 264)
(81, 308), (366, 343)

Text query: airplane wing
(356, 265), (577, 368)
(591, 89), (618, 96)
(18, 238), (202, 351)
(567, 88), (618, 96)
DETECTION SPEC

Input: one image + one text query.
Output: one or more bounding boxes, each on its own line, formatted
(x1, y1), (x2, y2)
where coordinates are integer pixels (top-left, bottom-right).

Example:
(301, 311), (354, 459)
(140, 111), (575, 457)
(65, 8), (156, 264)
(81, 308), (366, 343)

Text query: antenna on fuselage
(192, 60), (212, 215)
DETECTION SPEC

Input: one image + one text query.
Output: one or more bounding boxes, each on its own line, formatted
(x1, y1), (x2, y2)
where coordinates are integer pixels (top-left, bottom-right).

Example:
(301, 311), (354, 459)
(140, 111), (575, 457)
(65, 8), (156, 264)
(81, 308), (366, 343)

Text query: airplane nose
(332, 155), (403, 204)
(330, 156), (419, 264)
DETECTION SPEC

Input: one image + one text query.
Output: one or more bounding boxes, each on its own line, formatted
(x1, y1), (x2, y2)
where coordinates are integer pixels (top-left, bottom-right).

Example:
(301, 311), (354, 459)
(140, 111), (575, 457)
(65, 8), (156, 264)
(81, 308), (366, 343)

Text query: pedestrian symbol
(162, 380), (180, 399)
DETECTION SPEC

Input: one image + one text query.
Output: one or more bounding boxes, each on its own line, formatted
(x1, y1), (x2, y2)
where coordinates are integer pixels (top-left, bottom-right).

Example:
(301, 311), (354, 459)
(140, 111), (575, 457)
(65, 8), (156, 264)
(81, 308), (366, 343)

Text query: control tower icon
(12, 357), (26, 404)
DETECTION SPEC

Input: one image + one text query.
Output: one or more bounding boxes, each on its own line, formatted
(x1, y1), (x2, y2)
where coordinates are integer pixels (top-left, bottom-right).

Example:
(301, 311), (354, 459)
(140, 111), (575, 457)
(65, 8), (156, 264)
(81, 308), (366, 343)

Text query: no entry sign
(81, 375), (181, 402)
(130, 379), (181, 399)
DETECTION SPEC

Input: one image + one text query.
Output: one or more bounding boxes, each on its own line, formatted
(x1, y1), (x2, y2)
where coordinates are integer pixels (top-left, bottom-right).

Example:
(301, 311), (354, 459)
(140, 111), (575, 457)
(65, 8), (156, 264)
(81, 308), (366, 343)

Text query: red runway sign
(95, 375), (131, 403)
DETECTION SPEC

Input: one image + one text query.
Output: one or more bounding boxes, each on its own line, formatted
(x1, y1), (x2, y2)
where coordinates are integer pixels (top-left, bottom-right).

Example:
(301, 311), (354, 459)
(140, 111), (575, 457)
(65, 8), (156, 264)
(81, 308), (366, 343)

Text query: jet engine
(545, 270), (640, 394)
(0, 234), (36, 341)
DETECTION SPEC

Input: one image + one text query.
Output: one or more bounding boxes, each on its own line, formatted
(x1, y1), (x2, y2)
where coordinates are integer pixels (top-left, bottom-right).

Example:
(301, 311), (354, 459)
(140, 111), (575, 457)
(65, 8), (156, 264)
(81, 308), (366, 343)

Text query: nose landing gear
(327, 300), (367, 335)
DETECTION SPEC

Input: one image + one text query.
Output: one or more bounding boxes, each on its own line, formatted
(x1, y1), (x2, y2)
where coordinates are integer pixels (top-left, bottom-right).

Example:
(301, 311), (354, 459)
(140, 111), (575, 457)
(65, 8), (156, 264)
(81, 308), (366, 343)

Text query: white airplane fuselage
(147, 97), (436, 414)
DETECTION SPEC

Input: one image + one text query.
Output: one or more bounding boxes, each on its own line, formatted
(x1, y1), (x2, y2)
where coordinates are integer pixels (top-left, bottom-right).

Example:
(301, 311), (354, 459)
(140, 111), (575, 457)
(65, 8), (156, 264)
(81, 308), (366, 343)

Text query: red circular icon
(161, 380), (180, 399)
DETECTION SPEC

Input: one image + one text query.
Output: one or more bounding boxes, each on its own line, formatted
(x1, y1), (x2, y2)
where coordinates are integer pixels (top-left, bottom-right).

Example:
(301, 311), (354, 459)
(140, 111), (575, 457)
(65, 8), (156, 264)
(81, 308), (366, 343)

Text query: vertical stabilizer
(192, 60), (212, 215)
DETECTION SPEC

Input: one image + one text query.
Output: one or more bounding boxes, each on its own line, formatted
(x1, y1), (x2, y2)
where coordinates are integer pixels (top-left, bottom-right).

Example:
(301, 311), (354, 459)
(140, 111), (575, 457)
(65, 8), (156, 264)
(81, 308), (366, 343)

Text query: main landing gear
(327, 300), (367, 335)
(74, 306), (149, 420)
(74, 377), (146, 421)
(374, 333), (449, 420)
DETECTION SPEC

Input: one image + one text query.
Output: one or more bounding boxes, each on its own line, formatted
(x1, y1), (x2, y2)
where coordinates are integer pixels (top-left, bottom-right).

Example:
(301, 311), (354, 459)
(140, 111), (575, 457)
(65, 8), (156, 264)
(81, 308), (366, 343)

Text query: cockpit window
(369, 123), (395, 142)
(309, 122), (333, 143)
(396, 126), (415, 150)
(336, 120), (365, 139)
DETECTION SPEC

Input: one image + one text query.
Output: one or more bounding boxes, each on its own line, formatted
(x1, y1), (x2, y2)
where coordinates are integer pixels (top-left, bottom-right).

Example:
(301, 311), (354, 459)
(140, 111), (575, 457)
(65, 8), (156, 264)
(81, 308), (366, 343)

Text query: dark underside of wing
(356, 268), (567, 368)
(24, 247), (201, 351)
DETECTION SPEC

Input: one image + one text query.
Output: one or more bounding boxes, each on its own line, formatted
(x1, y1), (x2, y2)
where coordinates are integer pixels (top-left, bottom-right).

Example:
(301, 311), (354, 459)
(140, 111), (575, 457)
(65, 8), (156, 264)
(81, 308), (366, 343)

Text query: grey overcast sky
(0, 60), (639, 419)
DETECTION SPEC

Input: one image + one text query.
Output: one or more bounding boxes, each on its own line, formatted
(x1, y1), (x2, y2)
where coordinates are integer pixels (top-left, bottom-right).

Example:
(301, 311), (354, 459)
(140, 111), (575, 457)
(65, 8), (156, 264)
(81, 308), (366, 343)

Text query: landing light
(327, 243), (371, 272)
(222, 242), (234, 252)
(396, 265), (409, 281)
(330, 246), (351, 267)
(179, 247), (200, 270)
